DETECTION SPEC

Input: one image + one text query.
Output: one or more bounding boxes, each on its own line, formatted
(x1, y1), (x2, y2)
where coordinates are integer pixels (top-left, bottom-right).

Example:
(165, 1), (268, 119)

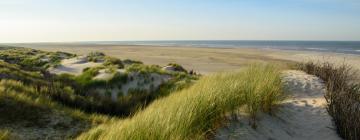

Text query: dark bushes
(298, 61), (360, 140)
(123, 59), (143, 65)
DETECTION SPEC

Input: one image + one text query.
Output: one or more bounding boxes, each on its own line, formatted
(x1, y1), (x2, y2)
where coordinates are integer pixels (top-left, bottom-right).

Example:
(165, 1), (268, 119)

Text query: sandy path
(215, 70), (341, 140)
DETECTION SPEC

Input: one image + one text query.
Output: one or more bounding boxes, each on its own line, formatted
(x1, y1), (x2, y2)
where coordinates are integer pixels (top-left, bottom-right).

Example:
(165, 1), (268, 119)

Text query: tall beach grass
(77, 64), (283, 140)
(0, 130), (14, 140)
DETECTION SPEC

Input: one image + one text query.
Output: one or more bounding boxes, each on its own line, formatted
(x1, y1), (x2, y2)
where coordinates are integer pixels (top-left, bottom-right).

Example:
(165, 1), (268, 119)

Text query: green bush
(103, 56), (124, 69)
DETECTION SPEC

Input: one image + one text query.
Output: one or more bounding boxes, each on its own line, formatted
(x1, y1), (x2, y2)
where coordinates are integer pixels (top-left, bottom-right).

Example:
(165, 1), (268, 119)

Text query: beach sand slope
(215, 70), (341, 140)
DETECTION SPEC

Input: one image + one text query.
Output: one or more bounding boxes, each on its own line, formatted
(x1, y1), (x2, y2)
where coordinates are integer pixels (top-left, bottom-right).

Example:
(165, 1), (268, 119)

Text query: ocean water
(87, 40), (360, 55)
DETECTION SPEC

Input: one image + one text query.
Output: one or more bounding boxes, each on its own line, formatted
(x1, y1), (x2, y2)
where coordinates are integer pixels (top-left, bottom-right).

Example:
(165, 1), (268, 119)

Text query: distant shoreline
(5, 43), (359, 74)
(3, 40), (360, 55)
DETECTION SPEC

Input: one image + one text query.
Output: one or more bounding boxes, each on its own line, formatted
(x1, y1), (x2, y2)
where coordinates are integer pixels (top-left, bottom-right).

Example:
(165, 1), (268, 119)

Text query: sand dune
(215, 70), (341, 140)
(49, 56), (102, 75)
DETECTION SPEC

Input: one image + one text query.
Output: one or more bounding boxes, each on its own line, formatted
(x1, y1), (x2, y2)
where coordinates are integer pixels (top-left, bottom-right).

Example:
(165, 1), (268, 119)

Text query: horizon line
(2, 39), (360, 44)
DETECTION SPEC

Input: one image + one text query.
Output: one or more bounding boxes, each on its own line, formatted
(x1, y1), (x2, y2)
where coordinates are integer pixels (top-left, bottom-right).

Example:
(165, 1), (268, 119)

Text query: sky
(0, 0), (360, 43)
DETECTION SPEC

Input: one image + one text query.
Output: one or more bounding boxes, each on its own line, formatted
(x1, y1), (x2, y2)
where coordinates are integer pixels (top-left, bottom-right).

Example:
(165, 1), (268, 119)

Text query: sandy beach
(14, 43), (360, 74)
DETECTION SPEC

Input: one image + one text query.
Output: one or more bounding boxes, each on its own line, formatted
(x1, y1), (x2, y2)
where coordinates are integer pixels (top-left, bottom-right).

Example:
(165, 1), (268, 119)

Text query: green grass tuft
(77, 64), (283, 140)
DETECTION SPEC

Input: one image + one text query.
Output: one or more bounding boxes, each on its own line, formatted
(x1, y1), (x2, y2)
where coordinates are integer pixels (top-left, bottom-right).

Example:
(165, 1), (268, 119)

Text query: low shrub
(125, 64), (164, 74)
(167, 63), (187, 73)
(122, 59), (143, 65)
(298, 61), (360, 140)
(103, 56), (124, 69)
(87, 52), (105, 62)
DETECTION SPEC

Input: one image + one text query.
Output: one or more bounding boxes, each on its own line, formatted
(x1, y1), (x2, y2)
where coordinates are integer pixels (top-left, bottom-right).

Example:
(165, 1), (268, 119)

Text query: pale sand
(215, 70), (341, 140)
(49, 56), (102, 75)
(93, 70), (171, 101)
(93, 69), (115, 80)
(120, 72), (171, 96)
(19, 44), (360, 74)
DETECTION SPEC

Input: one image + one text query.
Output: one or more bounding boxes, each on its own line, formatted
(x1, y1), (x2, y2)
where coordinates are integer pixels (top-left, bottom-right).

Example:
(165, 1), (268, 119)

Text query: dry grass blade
(298, 61), (360, 140)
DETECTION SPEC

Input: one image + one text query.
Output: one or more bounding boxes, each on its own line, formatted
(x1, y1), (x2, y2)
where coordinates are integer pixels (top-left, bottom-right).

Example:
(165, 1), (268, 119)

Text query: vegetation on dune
(1, 47), (286, 139)
(0, 48), (197, 118)
(0, 130), (12, 140)
(242, 65), (284, 127)
(166, 63), (188, 73)
(298, 61), (360, 140)
(87, 52), (105, 62)
(103, 56), (124, 69)
(122, 59), (143, 65)
(0, 47), (74, 70)
(77, 64), (283, 140)
(125, 63), (165, 74)
(0, 78), (113, 139)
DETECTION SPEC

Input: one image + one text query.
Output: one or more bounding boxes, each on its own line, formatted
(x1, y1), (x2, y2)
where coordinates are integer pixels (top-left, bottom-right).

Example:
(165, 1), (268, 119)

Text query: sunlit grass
(0, 130), (14, 140)
(77, 64), (283, 140)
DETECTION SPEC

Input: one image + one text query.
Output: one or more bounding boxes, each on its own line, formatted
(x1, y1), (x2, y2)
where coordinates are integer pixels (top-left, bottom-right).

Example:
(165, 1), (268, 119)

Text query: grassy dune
(77, 64), (283, 140)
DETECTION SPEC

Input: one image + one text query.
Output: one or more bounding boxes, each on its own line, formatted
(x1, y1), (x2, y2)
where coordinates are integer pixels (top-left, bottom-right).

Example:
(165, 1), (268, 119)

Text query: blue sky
(1, 0), (360, 42)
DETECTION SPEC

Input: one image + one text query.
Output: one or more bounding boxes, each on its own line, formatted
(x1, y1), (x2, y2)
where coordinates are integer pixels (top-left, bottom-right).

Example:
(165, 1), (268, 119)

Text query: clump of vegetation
(298, 61), (360, 140)
(0, 130), (15, 140)
(166, 63), (188, 73)
(0, 47), (74, 70)
(77, 64), (283, 140)
(0, 47), (204, 139)
(74, 67), (105, 88)
(0, 130), (11, 140)
(126, 63), (164, 74)
(122, 59), (143, 65)
(87, 52), (105, 62)
(0, 78), (113, 139)
(103, 56), (124, 69)
(242, 64), (283, 128)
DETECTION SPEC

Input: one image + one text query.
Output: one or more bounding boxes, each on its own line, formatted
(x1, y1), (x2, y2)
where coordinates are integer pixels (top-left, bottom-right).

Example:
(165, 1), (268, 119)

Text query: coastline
(12, 44), (360, 74)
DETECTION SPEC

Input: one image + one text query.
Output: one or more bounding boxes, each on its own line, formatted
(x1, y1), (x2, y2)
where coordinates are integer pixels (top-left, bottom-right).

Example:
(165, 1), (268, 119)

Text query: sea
(81, 40), (360, 55)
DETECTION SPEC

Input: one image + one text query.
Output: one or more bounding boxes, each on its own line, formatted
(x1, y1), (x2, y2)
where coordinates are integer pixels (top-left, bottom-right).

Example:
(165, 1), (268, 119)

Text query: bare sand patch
(93, 71), (171, 101)
(49, 56), (103, 75)
(93, 69), (115, 80)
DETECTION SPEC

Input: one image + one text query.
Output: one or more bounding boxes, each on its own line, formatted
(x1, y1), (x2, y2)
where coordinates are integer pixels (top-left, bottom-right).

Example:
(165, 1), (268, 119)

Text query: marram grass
(77, 64), (283, 140)
(0, 130), (13, 140)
